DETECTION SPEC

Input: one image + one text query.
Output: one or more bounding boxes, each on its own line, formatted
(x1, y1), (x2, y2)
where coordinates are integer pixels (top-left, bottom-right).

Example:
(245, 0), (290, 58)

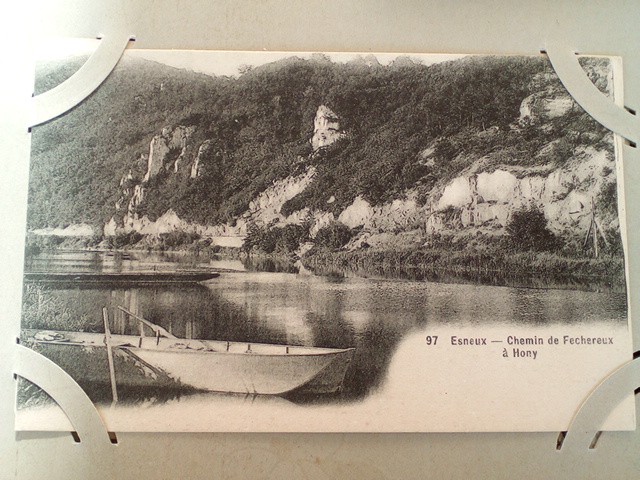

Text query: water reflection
(21, 252), (628, 407)
(24, 250), (247, 274)
(307, 263), (626, 294)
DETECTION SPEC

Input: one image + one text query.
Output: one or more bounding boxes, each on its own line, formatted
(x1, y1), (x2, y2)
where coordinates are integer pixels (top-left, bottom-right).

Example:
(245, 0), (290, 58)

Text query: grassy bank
(25, 225), (626, 292)
(302, 246), (626, 291)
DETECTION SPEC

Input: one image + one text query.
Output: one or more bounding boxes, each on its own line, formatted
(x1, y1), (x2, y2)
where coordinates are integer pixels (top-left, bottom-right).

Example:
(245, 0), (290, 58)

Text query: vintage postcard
(16, 47), (634, 432)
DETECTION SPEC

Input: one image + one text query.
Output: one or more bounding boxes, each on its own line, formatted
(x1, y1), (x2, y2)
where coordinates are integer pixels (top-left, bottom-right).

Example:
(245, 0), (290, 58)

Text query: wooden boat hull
(24, 271), (219, 284)
(25, 330), (354, 396)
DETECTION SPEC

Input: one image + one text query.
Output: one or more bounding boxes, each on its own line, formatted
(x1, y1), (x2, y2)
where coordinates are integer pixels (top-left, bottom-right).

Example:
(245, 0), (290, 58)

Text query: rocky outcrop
(338, 196), (423, 232)
(311, 105), (346, 151)
(130, 184), (145, 209)
(190, 140), (212, 179)
(242, 167), (317, 227)
(519, 93), (574, 124)
(338, 196), (374, 228)
(115, 170), (135, 211)
(143, 125), (194, 181)
(309, 211), (335, 237)
(112, 105), (340, 236)
(426, 146), (617, 235)
(519, 61), (611, 125)
(127, 209), (188, 235)
(113, 125), (203, 231)
(104, 70), (618, 255)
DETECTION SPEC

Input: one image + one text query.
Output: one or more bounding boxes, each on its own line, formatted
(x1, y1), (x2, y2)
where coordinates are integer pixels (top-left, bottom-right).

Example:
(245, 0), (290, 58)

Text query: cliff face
(426, 146), (617, 236)
(109, 106), (617, 251)
(144, 126), (194, 181)
(100, 56), (619, 252)
(311, 105), (346, 151)
(109, 103), (344, 239)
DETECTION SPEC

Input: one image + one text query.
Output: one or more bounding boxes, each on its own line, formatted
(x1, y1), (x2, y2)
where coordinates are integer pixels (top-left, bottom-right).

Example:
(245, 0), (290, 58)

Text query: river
(17, 250), (633, 432)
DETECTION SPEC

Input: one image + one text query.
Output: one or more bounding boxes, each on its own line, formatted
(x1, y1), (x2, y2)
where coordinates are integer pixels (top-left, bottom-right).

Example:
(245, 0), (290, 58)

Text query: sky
(35, 37), (467, 77)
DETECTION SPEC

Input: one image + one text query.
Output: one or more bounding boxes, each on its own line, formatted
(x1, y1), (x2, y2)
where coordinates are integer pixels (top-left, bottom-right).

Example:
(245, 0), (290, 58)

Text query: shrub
(86, 234), (104, 247)
(597, 180), (618, 217)
(243, 223), (265, 252)
(21, 284), (100, 331)
(314, 222), (353, 250)
(275, 224), (309, 253)
(24, 239), (42, 257)
(106, 231), (143, 249)
(243, 223), (308, 254)
(506, 207), (559, 251)
(159, 230), (200, 248)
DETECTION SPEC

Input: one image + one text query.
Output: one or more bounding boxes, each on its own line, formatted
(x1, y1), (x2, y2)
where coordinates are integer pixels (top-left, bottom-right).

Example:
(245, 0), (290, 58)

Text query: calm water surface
(22, 251), (628, 406)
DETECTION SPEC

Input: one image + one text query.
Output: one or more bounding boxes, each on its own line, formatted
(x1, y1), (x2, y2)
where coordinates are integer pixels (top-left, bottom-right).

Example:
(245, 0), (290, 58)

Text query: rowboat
(25, 328), (355, 396)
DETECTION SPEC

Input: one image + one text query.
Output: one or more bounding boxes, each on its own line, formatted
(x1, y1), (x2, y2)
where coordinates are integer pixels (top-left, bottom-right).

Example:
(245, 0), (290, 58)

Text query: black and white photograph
(16, 46), (634, 432)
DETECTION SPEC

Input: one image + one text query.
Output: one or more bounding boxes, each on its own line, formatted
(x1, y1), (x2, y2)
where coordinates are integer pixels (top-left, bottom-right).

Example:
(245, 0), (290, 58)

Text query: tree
(275, 224), (308, 253)
(314, 222), (353, 250)
(242, 223), (308, 254)
(506, 207), (558, 251)
(237, 64), (254, 76)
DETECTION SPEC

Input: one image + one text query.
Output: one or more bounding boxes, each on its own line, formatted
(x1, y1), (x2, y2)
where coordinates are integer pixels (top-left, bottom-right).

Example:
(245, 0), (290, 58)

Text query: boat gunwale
(24, 330), (355, 357)
(120, 345), (356, 359)
(23, 271), (219, 283)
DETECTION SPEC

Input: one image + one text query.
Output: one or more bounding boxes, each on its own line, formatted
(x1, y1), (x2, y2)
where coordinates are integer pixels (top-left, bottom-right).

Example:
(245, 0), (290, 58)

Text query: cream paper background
(2, 0), (640, 478)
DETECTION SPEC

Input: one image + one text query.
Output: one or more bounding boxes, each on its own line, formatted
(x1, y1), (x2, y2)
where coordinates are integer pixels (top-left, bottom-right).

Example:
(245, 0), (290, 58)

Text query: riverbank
(301, 247), (626, 292)
(24, 234), (626, 292)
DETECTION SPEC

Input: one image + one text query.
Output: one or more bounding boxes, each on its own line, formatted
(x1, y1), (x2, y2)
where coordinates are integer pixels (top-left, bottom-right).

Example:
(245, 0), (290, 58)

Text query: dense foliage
(313, 222), (354, 250)
(28, 54), (610, 230)
(105, 231), (143, 249)
(506, 207), (559, 251)
(22, 284), (101, 331)
(30, 55), (228, 229)
(243, 223), (309, 254)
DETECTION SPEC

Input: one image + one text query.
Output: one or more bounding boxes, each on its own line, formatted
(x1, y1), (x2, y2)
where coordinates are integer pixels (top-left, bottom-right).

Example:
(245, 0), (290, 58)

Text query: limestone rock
(338, 195), (423, 232)
(428, 146), (616, 236)
(104, 218), (118, 236)
(338, 196), (373, 228)
(519, 92), (574, 124)
(437, 176), (474, 209)
(311, 105), (346, 151)
(245, 167), (317, 226)
(143, 125), (194, 181)
(309, 211), (335, 237)
(191, 140), (213, 179)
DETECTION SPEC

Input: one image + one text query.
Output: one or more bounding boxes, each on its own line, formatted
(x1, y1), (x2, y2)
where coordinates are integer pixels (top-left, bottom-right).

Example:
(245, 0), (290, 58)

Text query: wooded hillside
(29, 54), (611, 231)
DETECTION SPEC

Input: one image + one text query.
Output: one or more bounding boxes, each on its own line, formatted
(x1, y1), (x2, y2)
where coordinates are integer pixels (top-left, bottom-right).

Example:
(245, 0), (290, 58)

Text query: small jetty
(24, 271), (219, 285)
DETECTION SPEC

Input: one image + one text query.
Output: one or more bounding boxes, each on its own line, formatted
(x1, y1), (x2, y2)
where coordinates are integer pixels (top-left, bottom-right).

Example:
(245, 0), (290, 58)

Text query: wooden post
(593, 217), (599, 258)
(594, 217), (610, 247)
(137, 302), (144, 347)
(591, 198), (598, 258)
(103, 307), (118, 405)
(583, 219), (593, 249)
